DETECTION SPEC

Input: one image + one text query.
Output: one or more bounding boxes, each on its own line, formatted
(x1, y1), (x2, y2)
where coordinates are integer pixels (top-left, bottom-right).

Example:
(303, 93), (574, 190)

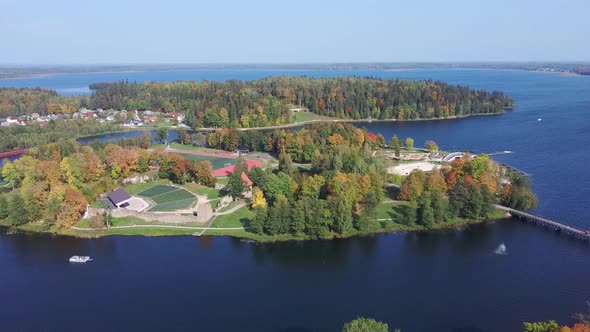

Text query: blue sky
(1, 0), (588, 64)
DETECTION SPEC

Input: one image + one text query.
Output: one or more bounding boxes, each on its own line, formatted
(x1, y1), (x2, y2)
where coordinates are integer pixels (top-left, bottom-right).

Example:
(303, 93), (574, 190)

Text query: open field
(388, 161), (440, 175)
(291, 111), (337, 123)
(136, 184), (196, 211)
(210, 206), (253, 228)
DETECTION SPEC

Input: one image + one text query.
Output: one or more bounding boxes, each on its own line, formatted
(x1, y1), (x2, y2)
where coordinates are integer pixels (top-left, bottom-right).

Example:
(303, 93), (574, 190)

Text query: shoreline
(192, 110), (511, 132)
(0, 212), (511, 242)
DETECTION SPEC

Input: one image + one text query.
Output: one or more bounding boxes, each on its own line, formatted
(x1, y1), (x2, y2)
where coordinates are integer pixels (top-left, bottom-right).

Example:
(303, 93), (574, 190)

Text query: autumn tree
(251, 187), (267, 209)
(523, 321), (559, 332)
(56, 187), (88, 228)
(425, 140), (439, 152)
(399, 170), (426, 201)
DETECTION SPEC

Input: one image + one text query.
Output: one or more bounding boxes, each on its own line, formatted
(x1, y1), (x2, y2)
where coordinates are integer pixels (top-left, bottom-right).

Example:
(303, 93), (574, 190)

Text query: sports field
(175, 153), (236, 169)
(136, 185), (196, 212)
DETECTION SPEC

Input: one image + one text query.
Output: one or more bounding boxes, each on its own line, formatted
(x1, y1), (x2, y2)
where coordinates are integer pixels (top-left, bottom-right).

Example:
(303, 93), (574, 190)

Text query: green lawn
(291, 111), (337, 123)
(376, 201), (412, 221)
(210, 206), (254, 228)
(181, 183), (224, 200)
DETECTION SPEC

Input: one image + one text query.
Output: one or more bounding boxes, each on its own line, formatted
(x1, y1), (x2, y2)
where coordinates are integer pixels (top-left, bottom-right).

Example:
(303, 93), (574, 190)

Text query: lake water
(1, 69), (589, 331)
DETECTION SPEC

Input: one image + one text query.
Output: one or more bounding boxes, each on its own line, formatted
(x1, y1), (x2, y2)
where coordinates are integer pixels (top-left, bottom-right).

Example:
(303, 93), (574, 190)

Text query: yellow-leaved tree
(251, 187), (267, 209)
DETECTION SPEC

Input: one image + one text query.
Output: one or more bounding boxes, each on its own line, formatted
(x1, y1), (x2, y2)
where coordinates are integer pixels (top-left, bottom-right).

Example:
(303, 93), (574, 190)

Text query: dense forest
(88, 77), (514, 128)
(0, 88), (79, 117)
(0, 120), (119, 151)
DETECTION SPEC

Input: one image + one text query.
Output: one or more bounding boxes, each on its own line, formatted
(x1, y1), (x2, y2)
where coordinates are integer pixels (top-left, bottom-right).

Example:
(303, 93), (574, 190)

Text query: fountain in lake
(494, 243), (508, 255)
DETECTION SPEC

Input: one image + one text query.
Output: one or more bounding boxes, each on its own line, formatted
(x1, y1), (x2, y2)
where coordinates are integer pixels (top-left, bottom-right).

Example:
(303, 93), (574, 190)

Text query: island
(0, 118), (536, 240)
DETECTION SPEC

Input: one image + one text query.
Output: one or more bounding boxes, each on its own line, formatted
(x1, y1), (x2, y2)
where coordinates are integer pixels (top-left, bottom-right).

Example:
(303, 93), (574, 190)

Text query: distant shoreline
(0, 65), (588, 81)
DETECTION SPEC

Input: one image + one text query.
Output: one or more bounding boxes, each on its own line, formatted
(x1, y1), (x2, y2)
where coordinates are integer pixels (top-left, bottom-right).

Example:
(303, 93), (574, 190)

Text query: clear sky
(1, 0), (588, 64)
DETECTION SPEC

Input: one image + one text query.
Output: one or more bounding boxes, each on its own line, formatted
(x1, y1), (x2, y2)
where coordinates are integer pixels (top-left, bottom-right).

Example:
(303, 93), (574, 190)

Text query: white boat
(69, 256), (93, 263)
(537, 118), (542, 121)
(494, 243), (508, 255)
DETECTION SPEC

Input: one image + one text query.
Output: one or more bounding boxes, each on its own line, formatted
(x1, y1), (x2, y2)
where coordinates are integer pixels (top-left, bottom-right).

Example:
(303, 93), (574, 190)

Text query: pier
(496, 205), (590, 241)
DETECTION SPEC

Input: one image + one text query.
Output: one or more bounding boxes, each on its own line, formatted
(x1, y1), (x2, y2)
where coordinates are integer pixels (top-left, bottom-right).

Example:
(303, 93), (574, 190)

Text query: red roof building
(241, 172), (253, 187)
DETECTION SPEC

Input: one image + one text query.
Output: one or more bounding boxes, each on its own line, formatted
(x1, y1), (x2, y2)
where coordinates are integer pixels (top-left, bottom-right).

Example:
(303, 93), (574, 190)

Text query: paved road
(71, 225), (247, 231)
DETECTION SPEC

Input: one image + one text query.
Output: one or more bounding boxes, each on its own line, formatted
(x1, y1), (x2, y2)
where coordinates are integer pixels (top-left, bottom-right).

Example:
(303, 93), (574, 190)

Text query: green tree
(227, 170), (247, 201)
(404, 201), (417, 225)
(405, 137), (414, 151)
(464, 185), (483, 219)
(523, 321), (559, 332)
(342, 317), (393, 332)
(278, 150), (294, 177)
(480, 185), (495, 217)
(376, 134), (385, 148)
(331, 196), (352, 234)
(290, 200), (306, 235)
(250, 206), (267, 235)
(9, 193), (29, 225)
(417, 191), (435, 227)
(2, 160), (19, 188)
(155, 127), (168, 144)
(431, 189), (450, 223)
(0, 196), (8, 219)
(389, 135), (401, 157)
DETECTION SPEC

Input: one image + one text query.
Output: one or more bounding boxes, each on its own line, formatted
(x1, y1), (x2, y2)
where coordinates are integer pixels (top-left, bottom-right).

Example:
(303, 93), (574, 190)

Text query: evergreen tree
(417, 191), (435, 227)
(290, 201), (306, 235)
(430, 189), (450, 223)
(250, 207), (267, 235)
(404, 201), (417, 225)
(464, 185), (483, 219)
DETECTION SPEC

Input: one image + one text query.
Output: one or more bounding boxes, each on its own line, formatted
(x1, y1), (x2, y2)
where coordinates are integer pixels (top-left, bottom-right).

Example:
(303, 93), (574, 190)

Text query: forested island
(0, 122), (536, 240)
(1, 77), (513, 127)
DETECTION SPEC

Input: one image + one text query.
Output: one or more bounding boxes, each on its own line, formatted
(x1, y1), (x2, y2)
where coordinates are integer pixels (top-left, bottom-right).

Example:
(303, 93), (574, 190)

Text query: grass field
(175, 153), (236, 169)
(209, 206), (253, 228)
(291, 111), (337, 123)
(136, 184), (196, 211)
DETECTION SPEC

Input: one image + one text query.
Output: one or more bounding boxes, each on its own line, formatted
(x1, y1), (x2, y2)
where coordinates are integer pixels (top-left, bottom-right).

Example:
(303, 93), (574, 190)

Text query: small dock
(496, 205), (590, 242)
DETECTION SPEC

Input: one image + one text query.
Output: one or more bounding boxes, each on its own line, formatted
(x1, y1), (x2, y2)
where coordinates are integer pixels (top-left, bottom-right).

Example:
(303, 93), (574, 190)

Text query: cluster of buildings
(0, 108), (185, 128)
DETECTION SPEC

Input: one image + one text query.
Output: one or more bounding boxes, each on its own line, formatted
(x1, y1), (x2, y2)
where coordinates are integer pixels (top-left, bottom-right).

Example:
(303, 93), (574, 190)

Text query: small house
(107, 188), (132, 208)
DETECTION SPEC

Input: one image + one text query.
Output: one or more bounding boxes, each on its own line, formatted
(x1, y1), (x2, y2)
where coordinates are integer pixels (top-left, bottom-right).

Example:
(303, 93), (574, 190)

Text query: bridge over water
(496, 205), (590, 242)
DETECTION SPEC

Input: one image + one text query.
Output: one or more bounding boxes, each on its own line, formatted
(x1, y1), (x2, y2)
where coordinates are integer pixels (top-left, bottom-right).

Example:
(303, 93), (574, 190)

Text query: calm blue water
(1, 69), (589, 331)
